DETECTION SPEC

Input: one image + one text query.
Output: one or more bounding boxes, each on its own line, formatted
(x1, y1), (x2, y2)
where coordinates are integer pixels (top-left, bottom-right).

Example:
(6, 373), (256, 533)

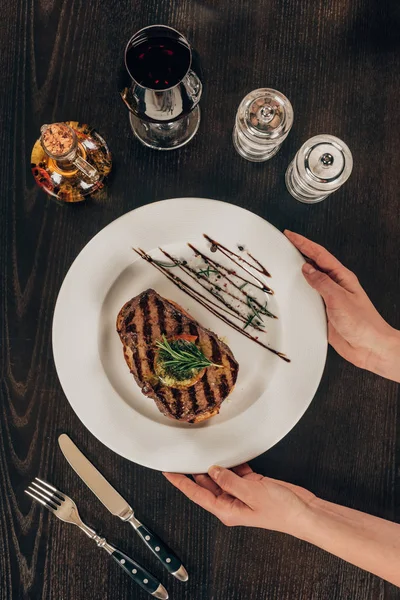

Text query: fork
(25, 478), (168, 599)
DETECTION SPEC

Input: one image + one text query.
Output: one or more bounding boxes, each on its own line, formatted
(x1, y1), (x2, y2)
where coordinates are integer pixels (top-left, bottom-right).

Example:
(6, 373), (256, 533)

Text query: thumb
(302, 263), (341, 303)
(208, 466), (251, 503)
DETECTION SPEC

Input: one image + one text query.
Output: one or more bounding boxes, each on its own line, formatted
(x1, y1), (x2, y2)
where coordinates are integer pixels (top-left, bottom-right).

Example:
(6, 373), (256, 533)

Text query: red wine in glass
(119, 25), (202, 149)
(126, 36), (191, 90)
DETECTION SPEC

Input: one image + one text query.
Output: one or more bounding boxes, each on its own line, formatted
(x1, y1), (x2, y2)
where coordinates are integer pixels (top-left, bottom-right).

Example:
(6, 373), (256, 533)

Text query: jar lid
(236, 88), (293, 141)
(297, 134), (353, 191)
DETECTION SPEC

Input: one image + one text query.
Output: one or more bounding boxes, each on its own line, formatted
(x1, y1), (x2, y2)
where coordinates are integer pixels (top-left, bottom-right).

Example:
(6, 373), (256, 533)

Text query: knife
(58, 434), (188, 582)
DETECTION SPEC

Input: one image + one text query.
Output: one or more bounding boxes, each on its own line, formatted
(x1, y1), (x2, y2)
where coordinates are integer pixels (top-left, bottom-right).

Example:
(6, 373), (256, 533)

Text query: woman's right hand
(284, 231), (400, 383)
(164, 464), (315, 534)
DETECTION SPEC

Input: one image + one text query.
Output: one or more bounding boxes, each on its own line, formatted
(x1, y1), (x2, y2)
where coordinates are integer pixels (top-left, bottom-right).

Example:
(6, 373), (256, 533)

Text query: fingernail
(208, 465), (221, 480)
(303, 263), (316, 275)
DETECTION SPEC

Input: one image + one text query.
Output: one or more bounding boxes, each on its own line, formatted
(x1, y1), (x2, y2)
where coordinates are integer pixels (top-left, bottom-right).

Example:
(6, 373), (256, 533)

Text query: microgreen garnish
(248, 295), (275, 320)
(197, 266), (219, 278)
(153, 260), (180, 268)
(155, 335), (222, 381)
(238, 282), (247, 290)
(244, 313), (256, 330)
(247, 296), (264, 321)
(243, 296), (271, 330)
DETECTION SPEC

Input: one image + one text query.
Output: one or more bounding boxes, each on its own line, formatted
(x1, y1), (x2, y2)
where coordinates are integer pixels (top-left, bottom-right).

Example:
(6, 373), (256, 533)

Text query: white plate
(53, 198), (327, 473)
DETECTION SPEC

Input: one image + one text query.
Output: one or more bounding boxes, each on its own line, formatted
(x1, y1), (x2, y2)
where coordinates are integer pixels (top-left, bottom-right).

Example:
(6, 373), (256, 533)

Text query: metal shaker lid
(237, 88), (294, 140)
(297, 134), (353, 191)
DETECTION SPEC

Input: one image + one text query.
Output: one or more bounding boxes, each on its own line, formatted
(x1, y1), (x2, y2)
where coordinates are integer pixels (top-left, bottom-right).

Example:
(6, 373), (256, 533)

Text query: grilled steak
(116, 289), (239, 423)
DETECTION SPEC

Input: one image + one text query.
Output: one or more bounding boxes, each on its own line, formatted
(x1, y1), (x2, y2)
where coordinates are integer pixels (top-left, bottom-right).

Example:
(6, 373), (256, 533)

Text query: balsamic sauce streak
(146, 250), (250, 324)
(204, 234), (271, 277)
(133, 249), (290, 363)
(188, 243), (274, 295)
(203, 234), (272, 290)
(186, 244), (276, 317)
(160, 248), (266, 330)
(246, 251), (271, 277)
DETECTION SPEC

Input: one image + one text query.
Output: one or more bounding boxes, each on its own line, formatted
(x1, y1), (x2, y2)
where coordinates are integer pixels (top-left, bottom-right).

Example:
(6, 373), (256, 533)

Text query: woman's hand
(284, 231), (400, 382)
(165, 464), (400, 587)
(164, 463), (314, 534)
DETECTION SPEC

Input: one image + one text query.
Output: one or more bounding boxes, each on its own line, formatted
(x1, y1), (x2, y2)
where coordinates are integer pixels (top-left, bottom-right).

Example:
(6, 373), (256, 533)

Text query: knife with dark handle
(58, 434), (188, 582)
(127, 515), (183, 576)
(111, 547), (168, 598)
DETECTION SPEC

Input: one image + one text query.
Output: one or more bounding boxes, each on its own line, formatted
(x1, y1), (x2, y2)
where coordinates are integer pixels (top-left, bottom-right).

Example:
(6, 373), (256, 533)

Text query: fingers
(164, 473), (247, 525)
(232, 464), (263, 482)
(302, 262), (344, 306)
(163, 473), (218, 512)
(232, 463), (253, 477)
(284, 230), (358, 292)
(208, 466), (253, 505)
(193, 473), (222, 496)
(284, 230), (343, 271)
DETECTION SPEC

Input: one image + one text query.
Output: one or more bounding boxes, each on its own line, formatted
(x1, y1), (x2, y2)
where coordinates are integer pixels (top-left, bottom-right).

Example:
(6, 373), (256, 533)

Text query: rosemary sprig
(155, 335), (222, 380)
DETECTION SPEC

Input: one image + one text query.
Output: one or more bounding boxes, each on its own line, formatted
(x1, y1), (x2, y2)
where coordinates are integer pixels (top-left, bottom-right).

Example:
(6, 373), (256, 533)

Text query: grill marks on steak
(116, 289), (239, 423)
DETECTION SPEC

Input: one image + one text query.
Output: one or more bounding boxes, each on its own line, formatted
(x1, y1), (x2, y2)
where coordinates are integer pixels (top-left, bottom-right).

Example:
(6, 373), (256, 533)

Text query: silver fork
(25, 478), (168, 600)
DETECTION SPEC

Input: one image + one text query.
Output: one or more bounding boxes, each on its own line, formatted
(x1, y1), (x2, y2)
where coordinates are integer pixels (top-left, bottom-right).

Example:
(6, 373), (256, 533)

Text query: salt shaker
(233, 88), (293, 162)
(285, 134), (353, 203)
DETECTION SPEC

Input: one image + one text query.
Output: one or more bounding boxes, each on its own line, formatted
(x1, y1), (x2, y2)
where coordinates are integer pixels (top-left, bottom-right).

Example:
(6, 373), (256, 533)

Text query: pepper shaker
(285, 134), (353, 203)
(233, 88), (293, 162)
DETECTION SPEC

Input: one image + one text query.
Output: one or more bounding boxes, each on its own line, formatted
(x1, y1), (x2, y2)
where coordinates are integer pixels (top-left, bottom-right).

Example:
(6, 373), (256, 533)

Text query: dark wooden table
(1, 1), (399, 598)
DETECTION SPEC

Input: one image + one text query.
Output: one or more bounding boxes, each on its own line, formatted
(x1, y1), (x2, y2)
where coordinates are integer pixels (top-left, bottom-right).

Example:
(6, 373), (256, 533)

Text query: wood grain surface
(1, 0), (399, 598)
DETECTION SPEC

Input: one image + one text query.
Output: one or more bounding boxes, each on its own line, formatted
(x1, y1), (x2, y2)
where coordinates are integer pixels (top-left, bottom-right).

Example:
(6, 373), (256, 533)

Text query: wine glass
(119, 25), (203, 150)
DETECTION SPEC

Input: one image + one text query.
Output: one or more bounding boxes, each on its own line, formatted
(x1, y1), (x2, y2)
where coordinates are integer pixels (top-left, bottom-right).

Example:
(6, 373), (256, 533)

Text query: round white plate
(53, 198), (327, 473)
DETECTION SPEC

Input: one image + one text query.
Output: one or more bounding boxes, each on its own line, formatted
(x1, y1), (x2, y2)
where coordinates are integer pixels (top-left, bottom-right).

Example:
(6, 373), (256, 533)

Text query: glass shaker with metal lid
(285, 134), (353, 203)
(233, 88), (294, 162)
